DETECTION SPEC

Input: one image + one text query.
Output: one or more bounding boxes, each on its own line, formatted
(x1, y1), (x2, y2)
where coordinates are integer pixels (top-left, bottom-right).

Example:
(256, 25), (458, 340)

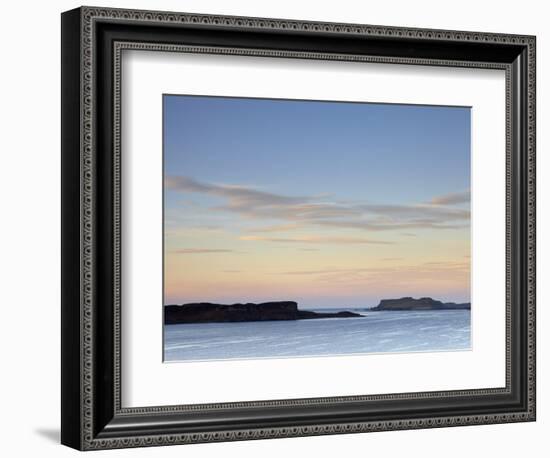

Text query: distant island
(370, 297), (471, 311)
(164, 297), (470, 325)
(164, 301), (364, 325)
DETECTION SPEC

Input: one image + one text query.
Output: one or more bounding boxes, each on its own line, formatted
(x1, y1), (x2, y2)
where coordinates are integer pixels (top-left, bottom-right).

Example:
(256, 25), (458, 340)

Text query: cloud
(171, 248), (235, 254)
(316, 219), (468, 232)
(239, 235), (393, 245)
(279, 260), (468, 275)
(429, 190), (470, 206)
(246, 223), (303, 233)
(277, 260), (470, 287)
(165, 175), (308, 209)
(164, 225), (223, 237)
(359, 203), (469, 221)
(166, 175), (470, 235)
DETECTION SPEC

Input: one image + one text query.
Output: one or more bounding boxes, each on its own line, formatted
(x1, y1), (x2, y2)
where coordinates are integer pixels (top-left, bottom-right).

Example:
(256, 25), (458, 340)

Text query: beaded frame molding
(61, 6), (536, 451)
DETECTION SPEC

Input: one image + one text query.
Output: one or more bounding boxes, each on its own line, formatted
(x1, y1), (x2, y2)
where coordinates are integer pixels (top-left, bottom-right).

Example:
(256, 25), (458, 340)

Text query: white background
(0, 0), (546, 457)
(123, 52), (506, 406)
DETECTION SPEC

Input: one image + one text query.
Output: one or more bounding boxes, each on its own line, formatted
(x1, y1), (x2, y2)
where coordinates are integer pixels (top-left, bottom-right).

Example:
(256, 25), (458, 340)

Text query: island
(369, 297), (471, 311)
(164, 301), (364, 324)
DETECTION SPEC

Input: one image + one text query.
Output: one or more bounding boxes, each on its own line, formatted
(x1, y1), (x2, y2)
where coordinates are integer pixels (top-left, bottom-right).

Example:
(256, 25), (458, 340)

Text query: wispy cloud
(166, 175), (470, 235)
(429, 190), (470, 206)
(277, 260), (470, 288)
(165, 175), (309, 209)
(172, 248), (236, 254)
(239, 235), (393, 245)
(316, 218), (467, 232)
(164, 225), (223, 237)
(279, 260), (468, 275)
(246, 223), (303, 233)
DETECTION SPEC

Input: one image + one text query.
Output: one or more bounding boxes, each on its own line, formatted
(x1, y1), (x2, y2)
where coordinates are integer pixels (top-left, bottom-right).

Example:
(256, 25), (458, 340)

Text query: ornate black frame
(61, 6), (536, 450)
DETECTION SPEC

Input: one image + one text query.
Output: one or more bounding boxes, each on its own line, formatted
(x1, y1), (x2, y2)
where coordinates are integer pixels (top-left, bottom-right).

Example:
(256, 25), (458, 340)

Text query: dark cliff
(164, 301), (363, 324)
(370, 297), (471, 311)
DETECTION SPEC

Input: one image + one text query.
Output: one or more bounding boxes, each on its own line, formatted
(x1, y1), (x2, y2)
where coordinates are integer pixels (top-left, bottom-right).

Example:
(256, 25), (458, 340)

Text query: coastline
(164, 301), (364, 325)
(164, 297), (471, 325)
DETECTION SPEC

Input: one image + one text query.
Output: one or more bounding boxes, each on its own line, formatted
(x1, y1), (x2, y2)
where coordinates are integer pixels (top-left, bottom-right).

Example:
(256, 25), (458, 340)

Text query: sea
(163, 309), (471, 362)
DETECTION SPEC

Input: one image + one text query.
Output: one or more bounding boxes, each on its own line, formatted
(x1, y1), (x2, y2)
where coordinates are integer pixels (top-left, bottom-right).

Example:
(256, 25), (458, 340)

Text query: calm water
(163, 310), (471, 362)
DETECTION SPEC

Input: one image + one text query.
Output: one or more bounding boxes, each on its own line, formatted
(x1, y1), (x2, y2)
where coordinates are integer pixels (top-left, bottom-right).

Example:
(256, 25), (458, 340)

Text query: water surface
(164, 310), (471, 362)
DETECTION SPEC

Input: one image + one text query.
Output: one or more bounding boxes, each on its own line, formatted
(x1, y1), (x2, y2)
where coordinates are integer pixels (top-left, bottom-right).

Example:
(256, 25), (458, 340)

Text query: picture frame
(61, 6), (536, 450)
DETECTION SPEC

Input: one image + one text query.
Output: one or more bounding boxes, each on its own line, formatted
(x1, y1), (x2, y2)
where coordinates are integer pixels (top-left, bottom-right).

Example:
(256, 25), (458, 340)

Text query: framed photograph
(61, 6), (536, 450)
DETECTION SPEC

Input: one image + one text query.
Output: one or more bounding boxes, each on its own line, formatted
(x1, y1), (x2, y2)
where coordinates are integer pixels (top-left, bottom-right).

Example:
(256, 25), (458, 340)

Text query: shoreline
(164, 301), (365, 325)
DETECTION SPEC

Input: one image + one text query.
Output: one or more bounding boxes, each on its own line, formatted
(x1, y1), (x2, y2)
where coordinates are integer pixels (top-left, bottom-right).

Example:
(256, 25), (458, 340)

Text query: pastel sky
(163, 95), (471, 308)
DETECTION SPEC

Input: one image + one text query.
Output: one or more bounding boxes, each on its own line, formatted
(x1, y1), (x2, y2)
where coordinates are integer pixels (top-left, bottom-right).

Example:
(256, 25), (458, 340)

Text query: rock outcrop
(370, 297), (471, 311)
(164, 301), (363, 324)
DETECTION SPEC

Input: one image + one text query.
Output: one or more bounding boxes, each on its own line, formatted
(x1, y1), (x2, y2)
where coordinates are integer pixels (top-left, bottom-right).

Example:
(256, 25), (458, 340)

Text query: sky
(163, 94), (471, 308)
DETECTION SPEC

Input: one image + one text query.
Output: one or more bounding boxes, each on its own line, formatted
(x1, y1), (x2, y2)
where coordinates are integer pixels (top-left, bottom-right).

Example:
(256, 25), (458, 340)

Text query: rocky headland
(164, 301), (363, 324)
(370, 297), (471, 311)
